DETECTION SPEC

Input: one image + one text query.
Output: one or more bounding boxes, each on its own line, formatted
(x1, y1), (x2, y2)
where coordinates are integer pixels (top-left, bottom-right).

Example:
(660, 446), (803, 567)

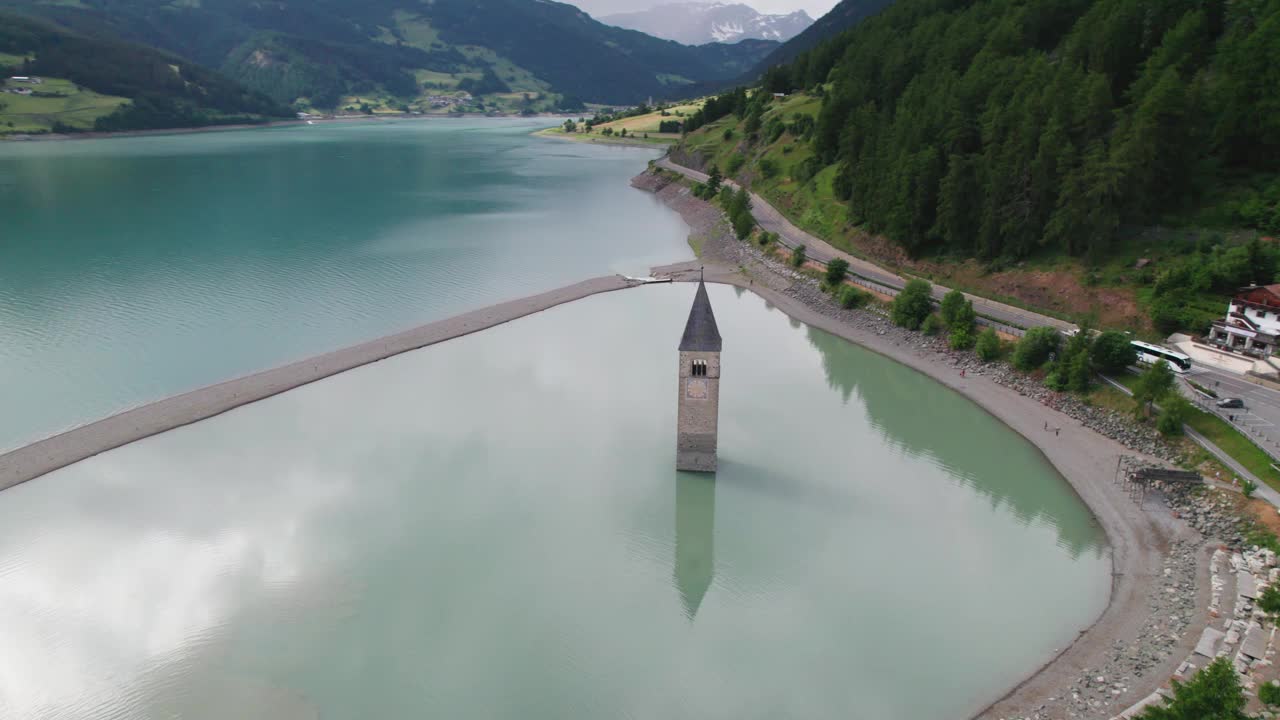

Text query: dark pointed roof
(680, 280), (722, 352)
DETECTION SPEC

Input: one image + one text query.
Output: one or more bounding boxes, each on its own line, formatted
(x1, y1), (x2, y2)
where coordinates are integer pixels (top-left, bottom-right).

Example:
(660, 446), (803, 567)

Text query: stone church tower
(676, 278), (722, 472)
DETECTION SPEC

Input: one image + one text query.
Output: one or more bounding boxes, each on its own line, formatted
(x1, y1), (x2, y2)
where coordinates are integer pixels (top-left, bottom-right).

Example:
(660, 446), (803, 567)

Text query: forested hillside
(675, 0), (1280, 332)
(0, 11), (289, 132)
(755, 0), (1279, 259)
(3, 0), (778, 108)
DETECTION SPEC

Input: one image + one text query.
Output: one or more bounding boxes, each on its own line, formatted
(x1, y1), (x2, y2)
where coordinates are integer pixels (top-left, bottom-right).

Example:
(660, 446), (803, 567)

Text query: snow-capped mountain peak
(601, 3), (814, 46)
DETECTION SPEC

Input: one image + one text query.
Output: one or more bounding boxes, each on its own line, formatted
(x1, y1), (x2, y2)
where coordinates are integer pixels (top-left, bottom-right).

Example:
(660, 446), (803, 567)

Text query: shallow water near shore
(0, 284), (1109, 720)
(0, 118), (689, 451)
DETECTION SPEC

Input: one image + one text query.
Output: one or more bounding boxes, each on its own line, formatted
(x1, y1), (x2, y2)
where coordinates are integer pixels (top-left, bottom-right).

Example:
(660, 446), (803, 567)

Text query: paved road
(1186, 367), (1280, 463)
(1110, 375), (1280, 504)
(656, 158), (1077, 333)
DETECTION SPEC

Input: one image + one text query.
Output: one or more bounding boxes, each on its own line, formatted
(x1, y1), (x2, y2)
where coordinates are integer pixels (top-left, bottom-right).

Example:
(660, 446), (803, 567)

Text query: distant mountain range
(600, 2), (812, 46)
(0, 0), (779, 114)
(0, 11), (290, 133)
(742, 0), (895, 80)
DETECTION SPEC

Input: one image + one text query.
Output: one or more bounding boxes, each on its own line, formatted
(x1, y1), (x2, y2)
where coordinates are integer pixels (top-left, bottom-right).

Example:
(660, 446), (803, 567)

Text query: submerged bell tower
(676, 276), (722, 473)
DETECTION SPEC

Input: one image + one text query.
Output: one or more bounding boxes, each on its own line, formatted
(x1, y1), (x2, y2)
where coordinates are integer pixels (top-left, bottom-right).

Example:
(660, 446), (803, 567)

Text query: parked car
(1217, 397), (1245, 409)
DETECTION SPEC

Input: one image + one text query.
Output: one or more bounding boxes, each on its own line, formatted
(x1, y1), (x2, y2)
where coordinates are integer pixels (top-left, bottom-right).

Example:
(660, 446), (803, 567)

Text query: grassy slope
(675, 92), (1259, 335)
(536, 126), (675, 147)
(1106, 372), (1280, 489)
(541, 101), (708, 146)
(1186, 408), (1280, 490)
(301, 12), (562, 115)
(0, 77), (127, 133)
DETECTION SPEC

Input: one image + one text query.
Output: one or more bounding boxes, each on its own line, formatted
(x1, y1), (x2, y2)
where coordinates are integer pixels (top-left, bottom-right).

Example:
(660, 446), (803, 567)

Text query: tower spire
(679, 278), (722, 352)
(676, 279), (722, 473)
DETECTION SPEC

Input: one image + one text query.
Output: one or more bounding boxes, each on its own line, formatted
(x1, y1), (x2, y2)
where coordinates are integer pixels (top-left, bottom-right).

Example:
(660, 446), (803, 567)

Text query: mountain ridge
(600, 2), (812, 46)
(0, 10), (290, 134)
(1, 0), (779, 108)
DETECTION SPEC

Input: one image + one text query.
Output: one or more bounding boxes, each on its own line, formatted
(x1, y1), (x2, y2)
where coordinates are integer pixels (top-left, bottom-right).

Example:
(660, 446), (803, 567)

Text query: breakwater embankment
(0, 275), (639, 492)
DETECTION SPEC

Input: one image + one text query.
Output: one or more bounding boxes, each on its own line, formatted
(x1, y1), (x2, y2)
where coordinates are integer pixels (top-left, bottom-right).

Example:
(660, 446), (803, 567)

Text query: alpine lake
(0, 119), (1108, 719)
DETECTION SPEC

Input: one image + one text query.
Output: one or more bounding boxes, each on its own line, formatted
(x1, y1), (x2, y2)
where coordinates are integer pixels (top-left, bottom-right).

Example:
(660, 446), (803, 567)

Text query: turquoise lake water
(0, 283), (1110, 720)
(0, 118), (690, 450)
(0, 122), (1110, 719)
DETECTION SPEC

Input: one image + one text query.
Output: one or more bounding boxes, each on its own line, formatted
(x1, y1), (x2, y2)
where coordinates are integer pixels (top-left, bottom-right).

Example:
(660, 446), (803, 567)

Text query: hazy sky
(568, 0), (841, 20)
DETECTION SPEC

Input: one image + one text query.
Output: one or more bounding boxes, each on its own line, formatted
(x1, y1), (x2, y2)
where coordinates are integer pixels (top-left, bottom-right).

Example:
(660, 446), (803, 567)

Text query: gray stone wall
(677, 350), (720, 472)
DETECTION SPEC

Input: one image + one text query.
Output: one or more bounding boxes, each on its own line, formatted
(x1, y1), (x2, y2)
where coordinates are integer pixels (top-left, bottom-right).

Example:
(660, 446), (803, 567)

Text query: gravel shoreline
(634, 167), (1208, 719)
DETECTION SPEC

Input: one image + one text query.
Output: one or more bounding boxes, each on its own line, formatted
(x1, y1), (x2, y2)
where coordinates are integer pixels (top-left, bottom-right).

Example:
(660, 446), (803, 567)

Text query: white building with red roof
(1208, 284), (1280, 357)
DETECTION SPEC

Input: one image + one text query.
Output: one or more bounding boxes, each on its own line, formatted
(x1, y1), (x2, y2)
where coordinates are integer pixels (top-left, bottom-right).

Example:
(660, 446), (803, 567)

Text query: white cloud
(571, 0), (840, 21)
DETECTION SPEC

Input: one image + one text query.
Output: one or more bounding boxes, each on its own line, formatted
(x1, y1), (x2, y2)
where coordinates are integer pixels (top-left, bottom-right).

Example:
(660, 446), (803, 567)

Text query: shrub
(941, 291), (977, 351)
(722, 128), (734, 141)
(1132, 658), (1245, 719)
(921, 313), (943, 336)
(794, 156), (822, 183)
(758, 231), (777, 246)
(838, 285), (871, 309)
(1157, 395), (1191, 436)
(1012, 327), (1061, 371)
(1188, 380), (1218, 398)
(949, 326), (976, 350)
(729, 186), (751, 215)
(788, 114), (815, 137)
(891, 279), (934, 330)
(706, 165), (723, 193)
(939, 289), (968, 328)
(732, 210), (754, 240)
(825, 258), (849, 286)
(1134, 360), (1176, 414)
(1259, 584), (1280, 618)
(1067, 348), (1093, 393)
(725, 154), (745, 175)
(975, 328), (1001, 361)
(1243, 479), (1258, 499)
(1091, 331), (1137, 374)
(790, 244), (807, 268)
(759, 158), (779, 179)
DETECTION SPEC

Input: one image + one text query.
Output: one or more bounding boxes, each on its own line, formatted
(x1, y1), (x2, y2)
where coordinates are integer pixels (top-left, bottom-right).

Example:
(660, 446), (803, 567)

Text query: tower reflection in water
(675, 472), (716, 620)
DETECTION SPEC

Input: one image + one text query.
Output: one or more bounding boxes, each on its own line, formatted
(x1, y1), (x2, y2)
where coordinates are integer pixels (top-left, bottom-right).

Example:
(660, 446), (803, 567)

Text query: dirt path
(0, 275), (639, 492)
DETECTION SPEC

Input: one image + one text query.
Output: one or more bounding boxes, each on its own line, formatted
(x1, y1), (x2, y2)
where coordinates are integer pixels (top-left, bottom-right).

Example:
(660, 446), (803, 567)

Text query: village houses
(1208, 284), (1280, 357)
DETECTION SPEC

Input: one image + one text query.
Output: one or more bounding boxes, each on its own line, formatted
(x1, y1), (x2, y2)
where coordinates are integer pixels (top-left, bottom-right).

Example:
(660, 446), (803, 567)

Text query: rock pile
(1157, 482), (1246, 545)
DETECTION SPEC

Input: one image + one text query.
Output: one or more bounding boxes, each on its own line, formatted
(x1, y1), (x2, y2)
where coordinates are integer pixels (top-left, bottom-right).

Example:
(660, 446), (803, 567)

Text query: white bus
(1131, 340), (1192, 373)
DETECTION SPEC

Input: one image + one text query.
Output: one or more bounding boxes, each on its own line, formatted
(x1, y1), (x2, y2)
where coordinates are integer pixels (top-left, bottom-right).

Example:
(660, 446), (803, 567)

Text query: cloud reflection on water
(0, 285), (1108, 719)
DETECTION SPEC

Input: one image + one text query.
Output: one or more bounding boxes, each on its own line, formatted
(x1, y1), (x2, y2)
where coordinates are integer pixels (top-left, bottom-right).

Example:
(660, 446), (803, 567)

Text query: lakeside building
(1207, 284), (1280, 357)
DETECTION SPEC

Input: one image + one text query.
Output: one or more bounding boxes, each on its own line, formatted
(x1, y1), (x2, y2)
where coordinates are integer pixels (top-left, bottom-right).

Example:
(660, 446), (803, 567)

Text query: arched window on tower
(692, 359), (707, 377)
